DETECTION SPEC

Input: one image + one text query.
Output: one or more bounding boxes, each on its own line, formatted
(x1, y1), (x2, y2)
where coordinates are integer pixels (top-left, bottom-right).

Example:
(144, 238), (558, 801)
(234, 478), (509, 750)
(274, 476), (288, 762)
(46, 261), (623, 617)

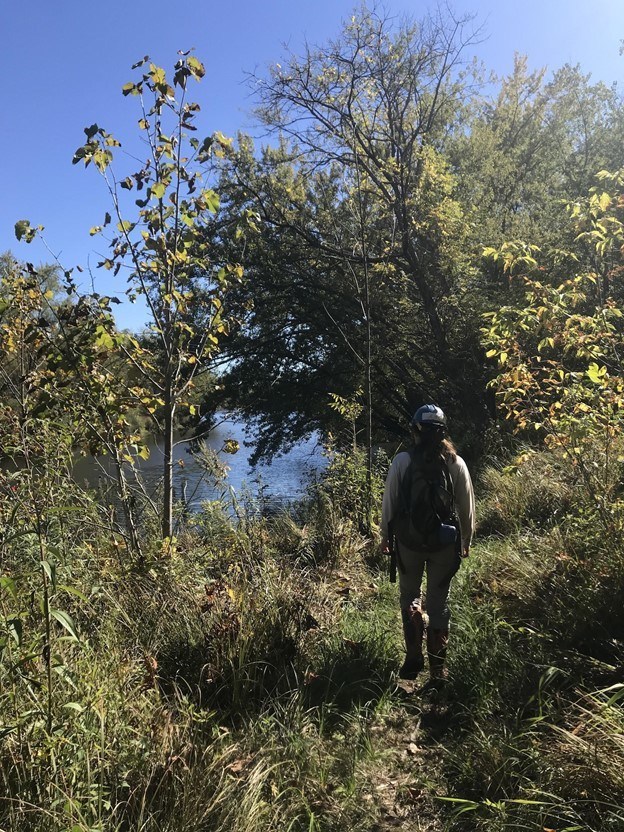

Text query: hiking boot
(399, 654), (425, 680)
(400, 604), (425, 679)
(427, 628), (449, 681)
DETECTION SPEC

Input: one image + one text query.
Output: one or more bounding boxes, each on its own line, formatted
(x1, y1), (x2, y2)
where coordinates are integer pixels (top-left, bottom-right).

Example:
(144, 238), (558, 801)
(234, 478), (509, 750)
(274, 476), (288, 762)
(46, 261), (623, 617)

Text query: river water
(72, 415), (326, 513)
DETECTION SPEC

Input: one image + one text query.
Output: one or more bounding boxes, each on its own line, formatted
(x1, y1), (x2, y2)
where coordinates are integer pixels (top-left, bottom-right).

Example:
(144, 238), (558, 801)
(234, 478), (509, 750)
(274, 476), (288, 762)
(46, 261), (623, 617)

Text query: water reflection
(73, 415), (326, 513)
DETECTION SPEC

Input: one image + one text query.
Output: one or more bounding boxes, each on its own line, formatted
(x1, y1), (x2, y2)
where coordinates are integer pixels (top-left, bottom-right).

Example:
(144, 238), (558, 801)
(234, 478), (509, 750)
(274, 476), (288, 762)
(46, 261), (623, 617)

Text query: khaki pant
(397, 541), (459, 630)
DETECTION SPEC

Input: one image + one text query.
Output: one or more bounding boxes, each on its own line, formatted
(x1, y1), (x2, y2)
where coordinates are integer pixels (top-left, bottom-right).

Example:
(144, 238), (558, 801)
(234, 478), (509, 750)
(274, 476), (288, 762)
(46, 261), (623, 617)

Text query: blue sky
(2, 0), (623, 330)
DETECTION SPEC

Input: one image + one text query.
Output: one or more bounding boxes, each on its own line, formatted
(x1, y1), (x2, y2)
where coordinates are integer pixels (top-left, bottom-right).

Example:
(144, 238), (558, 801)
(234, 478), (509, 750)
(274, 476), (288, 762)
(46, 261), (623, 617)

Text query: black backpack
(392, 445), (457, 552)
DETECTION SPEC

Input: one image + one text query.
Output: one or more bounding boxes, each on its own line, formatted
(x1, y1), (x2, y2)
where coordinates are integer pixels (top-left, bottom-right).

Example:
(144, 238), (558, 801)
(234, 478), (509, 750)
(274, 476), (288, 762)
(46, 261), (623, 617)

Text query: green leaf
(0, 576), (18, 601)
(213, 131), (232, 148)
(64, 702), (86, 713)
(151, 181), (166, 199)
(94, 325), (115, 350)
(507, 799), (545, 805)
(50, 609), (79, 641)
(7, 618), (22, 647)
(58, 585), (89, 603)
(93, 148), (112, 172)
(197, 136), (213, 161)
(14, 219), (29, 239)
(202, 189), (220, 213)
(41, 560), (57, 592)
(15, 219), (37, 242)
(187, 55), (206, 79)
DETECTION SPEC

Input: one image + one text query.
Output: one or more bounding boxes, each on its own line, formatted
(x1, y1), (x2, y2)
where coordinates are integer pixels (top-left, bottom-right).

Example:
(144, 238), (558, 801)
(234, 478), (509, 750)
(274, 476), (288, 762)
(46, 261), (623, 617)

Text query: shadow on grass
(302, 637), (397, 715)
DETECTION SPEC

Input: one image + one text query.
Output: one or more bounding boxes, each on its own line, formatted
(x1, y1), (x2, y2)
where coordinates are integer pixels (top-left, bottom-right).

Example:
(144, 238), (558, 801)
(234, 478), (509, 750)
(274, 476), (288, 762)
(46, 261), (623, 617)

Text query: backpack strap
(442, 453), (455, 505)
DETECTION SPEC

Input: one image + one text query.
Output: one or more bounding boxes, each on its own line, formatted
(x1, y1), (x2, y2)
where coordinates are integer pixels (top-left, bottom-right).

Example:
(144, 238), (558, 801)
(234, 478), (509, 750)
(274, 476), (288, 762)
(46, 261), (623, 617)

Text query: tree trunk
(112, 449), (142, 557)
(364, 261), (373, 536)
(162, 370), (174, 540)
(400, 227), (449, 357)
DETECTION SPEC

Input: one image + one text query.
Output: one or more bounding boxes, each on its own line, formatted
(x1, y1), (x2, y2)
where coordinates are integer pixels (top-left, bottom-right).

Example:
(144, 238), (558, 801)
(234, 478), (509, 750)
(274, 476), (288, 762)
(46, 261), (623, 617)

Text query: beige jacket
(381, 445), (475, 549)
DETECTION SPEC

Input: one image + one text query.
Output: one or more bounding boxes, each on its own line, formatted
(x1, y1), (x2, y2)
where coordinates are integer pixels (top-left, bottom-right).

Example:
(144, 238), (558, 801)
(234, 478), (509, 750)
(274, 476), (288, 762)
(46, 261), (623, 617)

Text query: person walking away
(381, 405), (475, 682)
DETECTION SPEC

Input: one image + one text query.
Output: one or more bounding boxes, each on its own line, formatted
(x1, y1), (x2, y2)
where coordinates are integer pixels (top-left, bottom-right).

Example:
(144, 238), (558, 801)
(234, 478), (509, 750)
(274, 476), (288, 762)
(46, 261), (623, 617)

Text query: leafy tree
(451, 57), (624, 252)
(209, 6), (488, 464)
(251, 5), (480, 353)
(0, 254), (148, 551)
(483, 168), (624, 529)
(71, 53), (237, 539)
(446, 57), (624, 417)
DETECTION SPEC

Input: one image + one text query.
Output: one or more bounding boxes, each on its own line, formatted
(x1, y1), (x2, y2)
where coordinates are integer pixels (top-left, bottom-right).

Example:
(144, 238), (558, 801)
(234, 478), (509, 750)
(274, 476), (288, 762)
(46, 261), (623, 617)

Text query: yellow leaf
(223, 439), (239, 455)
(598, 192), (612, 212)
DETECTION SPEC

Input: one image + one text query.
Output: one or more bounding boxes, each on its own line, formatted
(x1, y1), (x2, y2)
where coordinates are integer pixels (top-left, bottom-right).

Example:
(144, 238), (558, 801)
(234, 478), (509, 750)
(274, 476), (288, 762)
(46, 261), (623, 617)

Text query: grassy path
(366, 688), (450, 831)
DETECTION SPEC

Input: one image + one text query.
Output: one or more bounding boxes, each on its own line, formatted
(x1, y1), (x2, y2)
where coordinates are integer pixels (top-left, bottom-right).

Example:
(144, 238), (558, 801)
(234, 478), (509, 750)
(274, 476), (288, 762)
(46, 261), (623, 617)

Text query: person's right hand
(381, 539), (390, 555)
(461, 543), (470, 559)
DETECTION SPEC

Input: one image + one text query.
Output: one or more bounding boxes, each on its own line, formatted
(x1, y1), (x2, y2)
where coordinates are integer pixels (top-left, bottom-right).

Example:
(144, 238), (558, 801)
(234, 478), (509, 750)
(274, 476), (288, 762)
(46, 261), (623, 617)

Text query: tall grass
(3, 438), (623, 831)
(0, 450), (400, 832)
(439, 446), (624, 831)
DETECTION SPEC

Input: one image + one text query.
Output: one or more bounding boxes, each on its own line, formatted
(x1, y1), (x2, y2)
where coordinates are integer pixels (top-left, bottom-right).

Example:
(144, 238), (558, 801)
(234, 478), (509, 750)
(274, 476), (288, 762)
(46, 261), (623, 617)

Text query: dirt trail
(366, 680), (452, 831)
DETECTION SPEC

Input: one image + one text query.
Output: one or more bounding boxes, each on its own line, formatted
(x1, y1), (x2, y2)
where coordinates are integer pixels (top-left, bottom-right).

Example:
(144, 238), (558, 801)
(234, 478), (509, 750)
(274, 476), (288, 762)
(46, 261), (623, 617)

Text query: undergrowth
(0, 448), (398, 832)
(2, 441), (624, 831)
(439, 445), (624, 832)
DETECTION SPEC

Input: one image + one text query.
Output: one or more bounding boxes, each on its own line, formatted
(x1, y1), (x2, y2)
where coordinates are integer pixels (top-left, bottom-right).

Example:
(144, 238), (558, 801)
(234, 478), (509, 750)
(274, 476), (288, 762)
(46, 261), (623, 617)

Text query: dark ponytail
(414, 428), (457, 464)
